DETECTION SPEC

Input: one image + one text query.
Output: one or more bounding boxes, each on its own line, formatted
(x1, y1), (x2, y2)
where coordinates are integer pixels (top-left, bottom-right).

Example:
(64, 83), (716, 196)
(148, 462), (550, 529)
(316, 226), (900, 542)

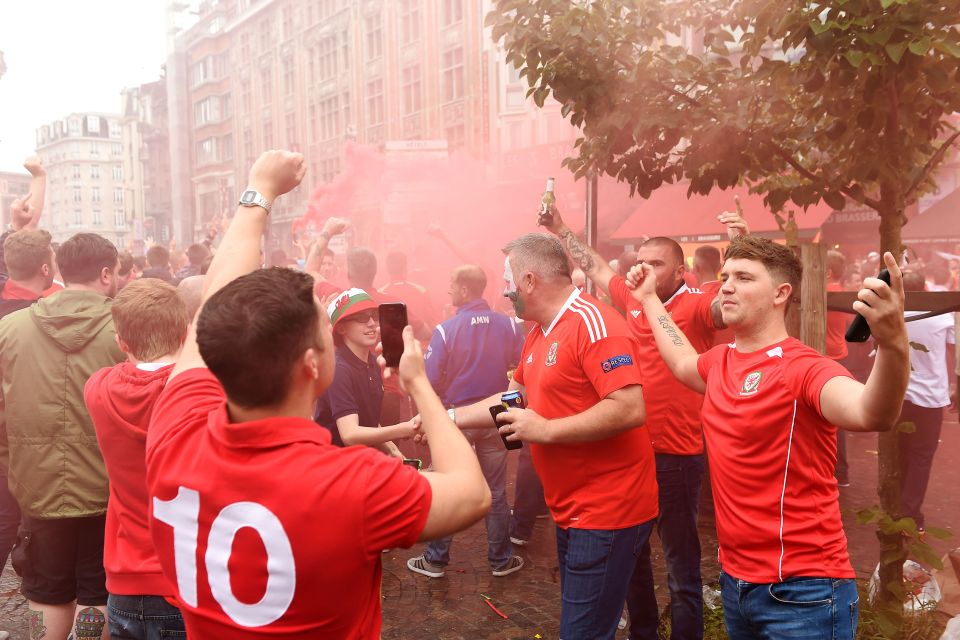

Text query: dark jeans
(898, 400), (944, 529)
(510, 445), (546, 541)
(108, 594), (186, 639)
(0, 472), (19, 568)
(720, 572), (858, 639)
(628, 453), (705, 640)
(556, 521), (654, 640)
(425, 428), (511, 569)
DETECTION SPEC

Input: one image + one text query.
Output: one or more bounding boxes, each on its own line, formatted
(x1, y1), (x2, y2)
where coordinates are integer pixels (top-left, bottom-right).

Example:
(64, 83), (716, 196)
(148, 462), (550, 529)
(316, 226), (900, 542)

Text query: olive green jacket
(0, 289), (124, 518)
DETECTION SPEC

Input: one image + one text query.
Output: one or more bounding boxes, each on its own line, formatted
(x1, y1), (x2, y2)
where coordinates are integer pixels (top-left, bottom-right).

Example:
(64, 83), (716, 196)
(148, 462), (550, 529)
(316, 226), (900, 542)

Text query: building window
(442, 47), (464, 102)
(343, 91), (351, 132)
(318, 36), (336, 81)
(365, 12), (382, 60)
(318, 0), (337, 19)
(93, 210), (102, 226)
(115, 209), (125, 227)
(400, 0), (420, 44)
(191, 57), (212, 87)
(262, 121), (274, 149)
(366, 78), (384, 125)
(285, 113), (297, 146)
(73, 187), (82, 203)
(72, 164), (81, 180)
(74, 209), (82, 225)
(113, 164), (123, 181)
(240, 32), (251, 62)
(260, 19), (273, 51)
(341, 29), (350, 69)
(91, 142), (100, 156)
(114, 187), (124, 204)
(242, 79), (252, 112)
(194, 98), (216, 126)
(197, 138), (216, 165)
(442, 0), (462, 26)
(112, 143), (122, 156)
(319, 96), (339, 140)
(221, 134), (233, 161)
(282, 57), (295, 96)
(401, 65), (421, 115)
(261, 67), (273, 98)
(282, 5), (294, 39)
(91, 187), (101, 203)
(222, 94), (232, 119)
(243, 129), (254, 165)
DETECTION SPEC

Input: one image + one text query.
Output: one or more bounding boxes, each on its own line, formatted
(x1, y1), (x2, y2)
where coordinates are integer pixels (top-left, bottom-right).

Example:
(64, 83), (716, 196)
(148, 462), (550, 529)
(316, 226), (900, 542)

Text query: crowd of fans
(0, 150), (952, 640)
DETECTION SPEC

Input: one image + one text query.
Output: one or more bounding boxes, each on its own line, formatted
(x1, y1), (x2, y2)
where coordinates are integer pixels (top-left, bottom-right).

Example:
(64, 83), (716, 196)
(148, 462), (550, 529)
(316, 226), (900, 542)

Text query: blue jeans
(720, 572), (859, 639)
(0, 472), (20, 568)
(556, 521), (654, 640)
(629, 453), (705, 640)
(107, 594), (186, 639)
(426, 428), (511, 569)
(510, 444), (546, 541)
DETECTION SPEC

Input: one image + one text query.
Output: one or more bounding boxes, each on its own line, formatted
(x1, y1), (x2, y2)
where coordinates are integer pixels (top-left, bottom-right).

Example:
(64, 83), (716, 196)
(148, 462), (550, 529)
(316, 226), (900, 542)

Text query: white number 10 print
(153, 486), (297, 627)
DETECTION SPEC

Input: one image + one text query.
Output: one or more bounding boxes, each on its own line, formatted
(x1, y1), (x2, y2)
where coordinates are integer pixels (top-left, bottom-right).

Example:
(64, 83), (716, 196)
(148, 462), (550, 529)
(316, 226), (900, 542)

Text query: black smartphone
(845, 268), (891, 343)
(402, 458), (422, 470)
(379, 302), (407, 368)
(489, 405), (523, 450)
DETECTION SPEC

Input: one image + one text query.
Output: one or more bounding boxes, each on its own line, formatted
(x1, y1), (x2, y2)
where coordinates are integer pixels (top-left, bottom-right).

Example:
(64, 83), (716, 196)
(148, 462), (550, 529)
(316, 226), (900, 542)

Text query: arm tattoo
(657, 315), (686, 347)
(560, 229), (596, 273)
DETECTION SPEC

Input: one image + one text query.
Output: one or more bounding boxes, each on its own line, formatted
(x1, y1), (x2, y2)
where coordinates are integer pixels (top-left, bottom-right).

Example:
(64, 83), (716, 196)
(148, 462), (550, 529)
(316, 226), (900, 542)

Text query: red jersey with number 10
(697, 337), (855, 583)
(145, 369), (431, 638)
(513, 289), (658, 530)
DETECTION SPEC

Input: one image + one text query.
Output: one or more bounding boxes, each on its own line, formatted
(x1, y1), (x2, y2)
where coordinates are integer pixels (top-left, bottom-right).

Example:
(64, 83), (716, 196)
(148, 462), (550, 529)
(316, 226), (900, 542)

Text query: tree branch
(772, 145), (881, 210)
(903, 129), (960, 203)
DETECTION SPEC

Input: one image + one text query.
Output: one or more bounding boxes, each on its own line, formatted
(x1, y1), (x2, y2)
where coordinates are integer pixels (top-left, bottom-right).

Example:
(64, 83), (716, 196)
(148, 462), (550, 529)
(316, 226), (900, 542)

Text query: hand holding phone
(845, 268), (891, 343)
(489, 405), (523, 450)
(379, 302), (407, 368)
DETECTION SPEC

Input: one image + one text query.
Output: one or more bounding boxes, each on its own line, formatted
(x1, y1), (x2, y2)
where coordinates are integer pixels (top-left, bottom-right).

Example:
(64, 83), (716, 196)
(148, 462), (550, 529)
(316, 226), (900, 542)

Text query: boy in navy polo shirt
(315, 288), (420, 452)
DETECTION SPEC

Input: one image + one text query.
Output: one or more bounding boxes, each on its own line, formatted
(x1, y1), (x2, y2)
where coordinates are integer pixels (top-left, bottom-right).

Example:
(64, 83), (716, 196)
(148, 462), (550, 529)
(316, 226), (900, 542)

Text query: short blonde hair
(3, 229), (53, 280)
(112, 279), (188, 361)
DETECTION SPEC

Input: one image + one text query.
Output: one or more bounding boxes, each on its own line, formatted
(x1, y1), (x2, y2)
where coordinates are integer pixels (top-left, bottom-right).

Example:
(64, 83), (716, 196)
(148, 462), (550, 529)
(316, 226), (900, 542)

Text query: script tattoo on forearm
(657, 315), (685, 347)
(560, 229), (596, 273)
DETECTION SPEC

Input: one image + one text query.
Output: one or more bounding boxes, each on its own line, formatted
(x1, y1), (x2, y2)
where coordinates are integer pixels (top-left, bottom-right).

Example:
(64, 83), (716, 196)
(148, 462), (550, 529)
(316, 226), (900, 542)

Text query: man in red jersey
(84, 279), (189, 638)
(451, 232), (657, 639)
(544, 207), (747, 640)
(626, 236), (909, 639)
(144, 150), (491, 639)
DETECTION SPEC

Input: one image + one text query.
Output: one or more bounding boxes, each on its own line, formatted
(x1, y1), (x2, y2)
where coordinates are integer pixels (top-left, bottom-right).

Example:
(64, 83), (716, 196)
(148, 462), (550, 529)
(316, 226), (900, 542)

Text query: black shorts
(11, 514), (108, 606)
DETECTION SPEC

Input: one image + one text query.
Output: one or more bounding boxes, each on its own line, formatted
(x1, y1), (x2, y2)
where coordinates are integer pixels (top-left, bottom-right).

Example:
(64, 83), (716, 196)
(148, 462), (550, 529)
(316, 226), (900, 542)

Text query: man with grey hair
(176, 275), (205, 321)
(448, 233), (658, 639)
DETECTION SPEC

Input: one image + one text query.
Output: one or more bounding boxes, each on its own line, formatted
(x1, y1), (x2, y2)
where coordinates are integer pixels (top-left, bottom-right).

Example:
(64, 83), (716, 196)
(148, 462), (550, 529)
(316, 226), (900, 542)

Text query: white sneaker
(407, 554), (445, 578)
(510, 536), (528, 546)
(492, 556), (524, 577)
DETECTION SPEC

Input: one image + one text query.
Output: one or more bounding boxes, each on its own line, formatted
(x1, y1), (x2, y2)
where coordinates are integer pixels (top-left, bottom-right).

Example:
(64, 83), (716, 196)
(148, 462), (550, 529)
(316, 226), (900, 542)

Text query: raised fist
(23, 156), (45, 177)
(248, 150), (306, 202)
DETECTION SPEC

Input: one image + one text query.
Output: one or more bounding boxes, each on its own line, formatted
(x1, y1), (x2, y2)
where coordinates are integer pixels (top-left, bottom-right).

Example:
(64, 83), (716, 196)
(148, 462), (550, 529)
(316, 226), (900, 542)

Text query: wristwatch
(238, 189), (272, 213)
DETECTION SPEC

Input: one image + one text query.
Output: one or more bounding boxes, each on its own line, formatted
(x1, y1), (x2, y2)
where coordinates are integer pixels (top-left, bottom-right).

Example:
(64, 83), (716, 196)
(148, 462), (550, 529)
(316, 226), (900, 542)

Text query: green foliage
(486, 0), (960, 214)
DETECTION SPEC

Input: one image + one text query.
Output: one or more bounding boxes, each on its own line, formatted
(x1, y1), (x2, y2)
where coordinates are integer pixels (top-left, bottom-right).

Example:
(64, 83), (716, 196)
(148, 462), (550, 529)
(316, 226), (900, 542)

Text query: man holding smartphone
(449, 234), (657, 639)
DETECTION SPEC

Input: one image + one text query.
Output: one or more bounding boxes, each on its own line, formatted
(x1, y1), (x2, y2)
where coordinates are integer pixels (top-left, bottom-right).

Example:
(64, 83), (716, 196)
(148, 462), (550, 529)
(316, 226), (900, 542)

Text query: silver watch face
(240, 190), (258, 204)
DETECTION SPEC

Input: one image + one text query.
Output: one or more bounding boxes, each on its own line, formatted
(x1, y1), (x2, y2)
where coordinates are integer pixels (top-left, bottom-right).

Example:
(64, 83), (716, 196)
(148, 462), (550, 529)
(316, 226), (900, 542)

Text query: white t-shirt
(905, 311), (955, 408)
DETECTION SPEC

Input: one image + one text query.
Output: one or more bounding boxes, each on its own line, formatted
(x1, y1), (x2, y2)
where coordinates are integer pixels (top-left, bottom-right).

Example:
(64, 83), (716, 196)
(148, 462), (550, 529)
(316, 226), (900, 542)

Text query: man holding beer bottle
(449, 233), (658, 639)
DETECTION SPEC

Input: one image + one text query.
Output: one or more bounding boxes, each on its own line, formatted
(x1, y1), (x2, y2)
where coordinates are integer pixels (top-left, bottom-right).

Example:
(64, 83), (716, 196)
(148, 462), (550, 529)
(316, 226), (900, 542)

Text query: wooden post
(584, 172), (599, 296)
(800, 242), (827, 354)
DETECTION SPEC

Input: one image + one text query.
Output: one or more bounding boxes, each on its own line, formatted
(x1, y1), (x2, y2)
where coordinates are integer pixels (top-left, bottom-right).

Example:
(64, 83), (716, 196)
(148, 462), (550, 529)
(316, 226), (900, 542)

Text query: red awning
(610, 183), (835, 244)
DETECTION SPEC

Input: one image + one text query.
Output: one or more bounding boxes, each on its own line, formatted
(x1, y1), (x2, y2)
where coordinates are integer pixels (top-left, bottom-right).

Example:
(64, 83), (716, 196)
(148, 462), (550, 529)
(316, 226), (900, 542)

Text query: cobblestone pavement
(1, 416), (957, 638)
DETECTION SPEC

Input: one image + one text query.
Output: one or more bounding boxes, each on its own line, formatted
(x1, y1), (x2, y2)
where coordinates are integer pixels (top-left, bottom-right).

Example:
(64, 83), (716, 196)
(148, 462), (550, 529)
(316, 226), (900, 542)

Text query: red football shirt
(697, 337), (855, 583)
(608, 276), (717, 455)
(513, 289), (657, 530)
(145, 369), (431, 638)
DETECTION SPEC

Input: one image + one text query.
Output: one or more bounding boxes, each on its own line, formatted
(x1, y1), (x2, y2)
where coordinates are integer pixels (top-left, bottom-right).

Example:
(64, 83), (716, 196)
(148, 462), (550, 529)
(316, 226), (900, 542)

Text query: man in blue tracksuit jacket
(407, 264), (526, 579)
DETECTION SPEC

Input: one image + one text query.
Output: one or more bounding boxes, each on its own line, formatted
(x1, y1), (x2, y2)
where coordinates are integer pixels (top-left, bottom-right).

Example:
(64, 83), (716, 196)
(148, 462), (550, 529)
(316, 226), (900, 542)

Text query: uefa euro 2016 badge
(545, 341), (559, 366)
(740, 371), (763, 396)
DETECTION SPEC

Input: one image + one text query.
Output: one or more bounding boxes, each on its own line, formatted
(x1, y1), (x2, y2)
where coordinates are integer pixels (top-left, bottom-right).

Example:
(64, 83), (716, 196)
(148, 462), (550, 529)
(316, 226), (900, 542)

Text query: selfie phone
(845, 268), (891, 343)
(402, 458), (422, 470)
(489, 405), (523, 450)
(379, 303), (407, 367)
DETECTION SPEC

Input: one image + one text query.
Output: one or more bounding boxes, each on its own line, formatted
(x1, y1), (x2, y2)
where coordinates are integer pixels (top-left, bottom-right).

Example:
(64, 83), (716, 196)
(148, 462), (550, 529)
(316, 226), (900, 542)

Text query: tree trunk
(875, 200), (906, 618)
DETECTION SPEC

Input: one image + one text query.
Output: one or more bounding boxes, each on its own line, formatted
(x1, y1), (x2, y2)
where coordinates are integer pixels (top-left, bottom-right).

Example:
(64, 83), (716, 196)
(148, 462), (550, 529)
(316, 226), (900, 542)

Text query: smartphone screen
(489, 405), (523, 450)
(402, 458), (422, 470)
(379, 302), (407, 368)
